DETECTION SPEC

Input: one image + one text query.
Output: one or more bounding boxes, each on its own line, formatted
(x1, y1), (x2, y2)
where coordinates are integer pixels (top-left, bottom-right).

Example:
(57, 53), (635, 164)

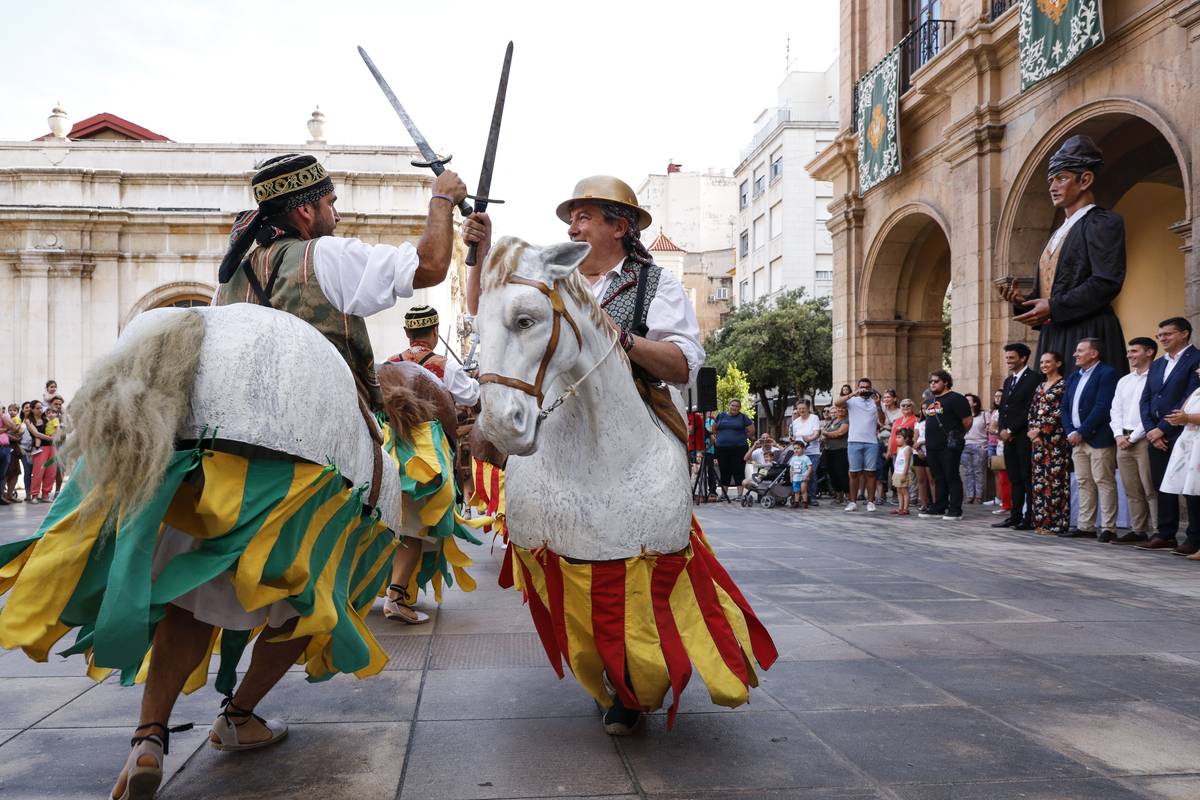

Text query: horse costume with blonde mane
(0, 304), (476, 693)
(474, 237), (776, 725)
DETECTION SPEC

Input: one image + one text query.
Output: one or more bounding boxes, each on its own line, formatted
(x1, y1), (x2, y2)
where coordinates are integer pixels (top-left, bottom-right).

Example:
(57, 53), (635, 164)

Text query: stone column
(14, 254), (50, 400)
(1170, 2), (1200, 329)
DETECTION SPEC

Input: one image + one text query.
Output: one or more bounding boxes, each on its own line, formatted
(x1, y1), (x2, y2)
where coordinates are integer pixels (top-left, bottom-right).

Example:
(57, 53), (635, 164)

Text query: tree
(704, 289), (832, 438)
(716, 362), (754, 418)
(942, 289), (952, 370)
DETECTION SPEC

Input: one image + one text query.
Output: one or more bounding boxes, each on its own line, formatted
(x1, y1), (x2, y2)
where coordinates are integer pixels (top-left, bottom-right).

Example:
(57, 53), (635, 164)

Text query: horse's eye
(515, 316), (535, 330)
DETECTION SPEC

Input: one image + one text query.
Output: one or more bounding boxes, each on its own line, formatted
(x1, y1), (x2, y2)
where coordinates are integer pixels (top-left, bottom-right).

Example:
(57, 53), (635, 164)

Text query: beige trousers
(1116, 438), (1158, 534)
(1073, 442), (1118, 532)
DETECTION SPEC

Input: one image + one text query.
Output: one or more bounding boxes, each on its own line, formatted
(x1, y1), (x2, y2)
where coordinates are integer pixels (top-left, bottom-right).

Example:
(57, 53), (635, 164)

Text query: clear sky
(2, 0), (839, 243)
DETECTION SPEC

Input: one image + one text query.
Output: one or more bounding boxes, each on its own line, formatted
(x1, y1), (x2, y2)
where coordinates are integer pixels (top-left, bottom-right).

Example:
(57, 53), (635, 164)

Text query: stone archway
(998, 102), (1191, 342)
(122, 281), (215, 328)
(859, 206), (952, 399)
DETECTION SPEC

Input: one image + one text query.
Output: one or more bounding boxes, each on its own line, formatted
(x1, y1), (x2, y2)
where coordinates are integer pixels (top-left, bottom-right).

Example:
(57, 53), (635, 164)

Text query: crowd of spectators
(687, 315), (1200, 560)
(1, 380), (68, 507)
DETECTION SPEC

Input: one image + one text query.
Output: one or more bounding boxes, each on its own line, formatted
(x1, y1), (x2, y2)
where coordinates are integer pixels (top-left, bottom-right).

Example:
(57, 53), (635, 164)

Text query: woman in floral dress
(1028, 351), (1070, 535)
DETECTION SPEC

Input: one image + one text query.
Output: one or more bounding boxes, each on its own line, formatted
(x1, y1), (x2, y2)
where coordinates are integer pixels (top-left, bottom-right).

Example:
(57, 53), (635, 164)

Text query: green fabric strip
(261, 468), (346, 584)
(215, 629), (252, 697)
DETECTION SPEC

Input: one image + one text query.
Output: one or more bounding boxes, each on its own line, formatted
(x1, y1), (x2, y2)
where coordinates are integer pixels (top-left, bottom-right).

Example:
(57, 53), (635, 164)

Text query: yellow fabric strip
(560, 560), (605, 703)
(668, 567), (748, 709)
(162, 451), (249, 539)
(292, 514), (358, 641)
(623, 557), (671, 709)
(713, 582), (759, 689)
(442, 536), (477, 593)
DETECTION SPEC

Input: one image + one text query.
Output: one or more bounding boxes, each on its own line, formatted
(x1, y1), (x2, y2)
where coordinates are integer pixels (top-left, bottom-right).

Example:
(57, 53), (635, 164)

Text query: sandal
(112, 721), (193, 800)
(208, 698), (287, 752)
(383, 583), (431, 625)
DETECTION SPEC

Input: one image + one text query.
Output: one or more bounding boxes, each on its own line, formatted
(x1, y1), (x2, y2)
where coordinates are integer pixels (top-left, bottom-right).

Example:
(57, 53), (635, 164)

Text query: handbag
(989, 453), (1006, 471)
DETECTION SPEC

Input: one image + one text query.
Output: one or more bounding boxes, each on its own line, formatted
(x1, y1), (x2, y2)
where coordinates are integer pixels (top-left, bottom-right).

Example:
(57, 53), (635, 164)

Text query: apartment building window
(770, 149), (783, 182)
(739, 280), (750, 303)
(769, 258), (783, 294)
(739, 230), (749, 257)
(752, 166), (765, 197)
(815, 195), (832, 223)
(815, 254), (833, 282)
(739, 180), (749, 210)
(769, 203), (783, 239)
(753, 267), (765, 298)
(907, 0), (941, 31)
(815, 221), (833, 255)
(752, 215), (765, 249)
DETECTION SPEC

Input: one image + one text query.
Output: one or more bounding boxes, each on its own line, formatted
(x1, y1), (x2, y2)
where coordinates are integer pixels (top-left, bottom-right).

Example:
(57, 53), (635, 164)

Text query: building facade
(0, 110), (467, 404)
(734, 64), (840, 307)
(808, 0), (1196, 400)
(636, 163), (738, 254)
(644, 230), (734, 343)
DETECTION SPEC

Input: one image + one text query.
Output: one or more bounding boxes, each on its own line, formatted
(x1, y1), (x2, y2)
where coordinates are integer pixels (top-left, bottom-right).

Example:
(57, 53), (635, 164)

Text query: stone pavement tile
(1095, 620), (1200, 651)
(379, 634), (433, 669)
(0, 647), (97, 678)
(620, 711), (868, 795)
(992, 596), (1176, 622)
(650, 674), (784, 716)
(890, 599), (1051, 624)
(364, 602), (440, 637)
(891, 777), (1148, 799)
(749, 584), (874, 603)
(248, 670), (420, 723)
(418, 667), (597, 721)
(729, 568), (831, 584)
(798, 707), (1089, 785)
(955, 622), (1150, 655)
(0, 676), (95, 727)
(779, 600), (933, 626)
(36, 676), (218, 728)
(837, 581), (972, 601)
(648, 789), (884, 799)
(991, 700), (1200, 775)
(430, 633), (556, 669)
(0, 725), (206, 800)
(798, 567), (911, 581)
(758, 659), (959, 711)
(897, 656), (1130, 706)
(1123, 775), (1200, 799)
(162, 721), (408, 800)
(1039, 653), (1200, 701)
(401, 717), (633, 799)
(434, 606), (536, 635)
(763, 623), (872, 662)
(821, 623), (1007, 659)
(742, 599), (810, 628)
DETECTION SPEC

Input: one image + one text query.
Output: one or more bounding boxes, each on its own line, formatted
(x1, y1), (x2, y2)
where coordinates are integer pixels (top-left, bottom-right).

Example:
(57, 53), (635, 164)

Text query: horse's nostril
(511, 407), (524, 429)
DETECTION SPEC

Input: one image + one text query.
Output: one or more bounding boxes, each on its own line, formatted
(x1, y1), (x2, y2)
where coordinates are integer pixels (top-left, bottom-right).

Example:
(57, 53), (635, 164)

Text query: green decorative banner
(855, 47), (901, 193)
(1019, 0), (1104, 91)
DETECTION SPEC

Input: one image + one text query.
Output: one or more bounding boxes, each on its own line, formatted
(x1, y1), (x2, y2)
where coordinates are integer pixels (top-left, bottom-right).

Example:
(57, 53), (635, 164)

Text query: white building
(733, 63), (838, 306)
(636, 163), (737, 253)
(0, 108), (467, 404)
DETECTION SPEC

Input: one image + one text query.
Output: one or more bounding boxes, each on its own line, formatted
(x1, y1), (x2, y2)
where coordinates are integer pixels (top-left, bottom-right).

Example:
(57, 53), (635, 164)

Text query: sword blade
(357, 46), (442, 170)
(473, 41), (513, 207)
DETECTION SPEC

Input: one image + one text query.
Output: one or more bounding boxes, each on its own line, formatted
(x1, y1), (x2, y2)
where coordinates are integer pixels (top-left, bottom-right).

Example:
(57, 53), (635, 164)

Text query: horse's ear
(541, 241), (591, 283)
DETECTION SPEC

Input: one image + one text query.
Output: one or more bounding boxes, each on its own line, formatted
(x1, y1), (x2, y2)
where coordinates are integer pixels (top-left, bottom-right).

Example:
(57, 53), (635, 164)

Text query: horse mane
(481, 236), (609, 332)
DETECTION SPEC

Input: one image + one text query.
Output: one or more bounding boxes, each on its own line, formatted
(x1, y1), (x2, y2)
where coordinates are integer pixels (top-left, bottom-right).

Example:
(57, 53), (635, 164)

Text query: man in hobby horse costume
(463, 176), (777, 735)
(0, 154), (469, 799)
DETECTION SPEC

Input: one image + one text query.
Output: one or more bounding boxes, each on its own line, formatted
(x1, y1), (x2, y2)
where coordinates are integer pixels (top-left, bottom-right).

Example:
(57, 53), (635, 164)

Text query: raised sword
(465, 41), (513, 267)
(357, 45), (474, 218)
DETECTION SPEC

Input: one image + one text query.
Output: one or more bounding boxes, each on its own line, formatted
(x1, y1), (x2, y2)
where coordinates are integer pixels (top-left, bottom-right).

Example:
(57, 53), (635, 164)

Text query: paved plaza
(3, 498), (1200, 799)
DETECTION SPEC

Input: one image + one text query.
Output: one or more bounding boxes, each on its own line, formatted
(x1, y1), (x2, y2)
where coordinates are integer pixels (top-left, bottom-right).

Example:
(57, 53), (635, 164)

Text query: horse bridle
(477, 275), (583, 407)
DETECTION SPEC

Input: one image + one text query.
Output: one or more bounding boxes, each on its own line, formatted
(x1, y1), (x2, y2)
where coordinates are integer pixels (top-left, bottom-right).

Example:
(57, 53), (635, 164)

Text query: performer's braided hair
(598, 203), (653, 266)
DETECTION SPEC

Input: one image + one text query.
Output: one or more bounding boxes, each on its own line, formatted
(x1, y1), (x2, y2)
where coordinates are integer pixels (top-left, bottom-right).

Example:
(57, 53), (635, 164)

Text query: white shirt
(1163, 344), (1194, 382)
(1047, 203), (1096, 252)
(845, 395), (880, 444)
(790, 414), (822, 455)
(441, 357), (480, 407)
(313, 237), (419, 316)
(1110, 368), (1149, 442)
(1070, 361), (1097, 430)
(589, 258), (706, 388)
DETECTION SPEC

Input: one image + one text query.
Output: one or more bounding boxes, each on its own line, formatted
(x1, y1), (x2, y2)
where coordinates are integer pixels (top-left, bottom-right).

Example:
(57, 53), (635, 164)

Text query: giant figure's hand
(1014, 298), (1051, 326)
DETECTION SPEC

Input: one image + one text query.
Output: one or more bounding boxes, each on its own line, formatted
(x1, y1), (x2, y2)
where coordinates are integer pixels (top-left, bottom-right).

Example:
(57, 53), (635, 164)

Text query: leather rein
(477, 275), (616, 419)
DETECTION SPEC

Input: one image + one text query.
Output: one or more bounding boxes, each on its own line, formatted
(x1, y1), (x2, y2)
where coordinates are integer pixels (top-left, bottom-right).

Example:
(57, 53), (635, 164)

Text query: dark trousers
(927, 445), (965, 516)
(0, 446), (10, 500)
(823, 449), (849, 493)
(1006, 436), (1033, 525)
(1149, 441), (1179, 539)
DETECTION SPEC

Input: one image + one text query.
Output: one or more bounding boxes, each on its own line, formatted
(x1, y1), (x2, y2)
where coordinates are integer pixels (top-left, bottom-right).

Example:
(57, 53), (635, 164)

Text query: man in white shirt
(1061, 338), (1119, 539)
(1110, 337), (1159, 544)
(834, 377), (885, 512)
(789, 400), (822, 505)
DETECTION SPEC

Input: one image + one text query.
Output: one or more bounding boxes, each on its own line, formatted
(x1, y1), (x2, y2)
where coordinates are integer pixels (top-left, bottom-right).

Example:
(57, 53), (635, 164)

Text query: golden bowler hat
(555, 175), (652, 231)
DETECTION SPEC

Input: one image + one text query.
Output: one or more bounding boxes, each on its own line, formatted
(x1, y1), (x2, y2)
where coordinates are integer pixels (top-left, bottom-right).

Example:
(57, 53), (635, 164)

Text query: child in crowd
(891, 426), (914, 516)
(789, 442), (813, 509)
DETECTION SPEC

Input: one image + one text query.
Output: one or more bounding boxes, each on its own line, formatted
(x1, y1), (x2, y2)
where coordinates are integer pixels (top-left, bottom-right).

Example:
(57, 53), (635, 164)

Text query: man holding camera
(834, 378), (886, 512)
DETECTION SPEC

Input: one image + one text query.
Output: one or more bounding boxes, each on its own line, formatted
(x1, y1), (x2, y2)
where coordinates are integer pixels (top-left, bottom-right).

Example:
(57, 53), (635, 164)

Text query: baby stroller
(741, 461), (793, 509)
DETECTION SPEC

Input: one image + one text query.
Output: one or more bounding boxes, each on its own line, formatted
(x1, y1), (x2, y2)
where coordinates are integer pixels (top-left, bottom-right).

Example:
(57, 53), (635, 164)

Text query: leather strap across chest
(477, 276), (582, 406)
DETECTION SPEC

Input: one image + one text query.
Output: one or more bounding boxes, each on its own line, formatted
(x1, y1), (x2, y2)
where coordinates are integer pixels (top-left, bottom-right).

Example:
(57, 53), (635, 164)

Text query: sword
(465, 41), (513, 267)
(357, 45), (474, 219)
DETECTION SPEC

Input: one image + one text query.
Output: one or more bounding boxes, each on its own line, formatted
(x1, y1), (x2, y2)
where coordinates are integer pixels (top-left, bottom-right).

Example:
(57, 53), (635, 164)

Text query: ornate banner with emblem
(1019, 0), (1104, 91)
(855, 47), (901, 193)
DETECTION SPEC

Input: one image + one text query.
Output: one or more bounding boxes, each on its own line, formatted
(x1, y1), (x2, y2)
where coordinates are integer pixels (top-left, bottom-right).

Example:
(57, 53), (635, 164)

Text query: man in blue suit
(1138, 317), (1200, 552)
(1061, 338), (1119, 539)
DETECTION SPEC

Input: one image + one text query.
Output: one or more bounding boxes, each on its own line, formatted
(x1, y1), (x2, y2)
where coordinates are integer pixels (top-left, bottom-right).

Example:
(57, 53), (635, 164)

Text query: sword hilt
(413, 154), (474, 218)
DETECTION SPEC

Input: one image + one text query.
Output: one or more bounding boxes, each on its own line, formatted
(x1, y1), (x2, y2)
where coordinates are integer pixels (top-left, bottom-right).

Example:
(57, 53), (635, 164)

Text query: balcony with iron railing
(852, 18), (957, 131)
(989, 0), (1017, 21)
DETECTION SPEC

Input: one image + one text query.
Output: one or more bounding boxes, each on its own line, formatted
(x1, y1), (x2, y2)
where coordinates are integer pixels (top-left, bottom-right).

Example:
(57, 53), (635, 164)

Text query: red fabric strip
(650, 554), (692, 729)
(690, 532), (779, 669)
(517, 556), (563, 676)
(541, 553), (572, 675)
(685, 548), (750, 685)
(497, 542), (515, 589)
(487, 466), (501, 516)
(591, 560), (637, 708)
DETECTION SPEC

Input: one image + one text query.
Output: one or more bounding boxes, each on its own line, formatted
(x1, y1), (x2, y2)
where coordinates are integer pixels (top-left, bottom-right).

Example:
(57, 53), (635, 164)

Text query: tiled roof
(35, 112), (170, 142)
(648, 229), (684, 252)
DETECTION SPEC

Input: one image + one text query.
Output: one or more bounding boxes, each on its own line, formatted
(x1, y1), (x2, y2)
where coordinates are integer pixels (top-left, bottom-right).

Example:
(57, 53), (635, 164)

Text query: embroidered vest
(214, 236), (385, 411)
(391, 344), (446, 380)
(599, 261), (662, 333)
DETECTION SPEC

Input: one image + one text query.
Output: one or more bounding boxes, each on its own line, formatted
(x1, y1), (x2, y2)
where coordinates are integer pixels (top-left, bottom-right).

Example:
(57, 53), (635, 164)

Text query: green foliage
(716, 362), (754, 419)
(942, 290), (952, 370)
(704, 289), (832, 437)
